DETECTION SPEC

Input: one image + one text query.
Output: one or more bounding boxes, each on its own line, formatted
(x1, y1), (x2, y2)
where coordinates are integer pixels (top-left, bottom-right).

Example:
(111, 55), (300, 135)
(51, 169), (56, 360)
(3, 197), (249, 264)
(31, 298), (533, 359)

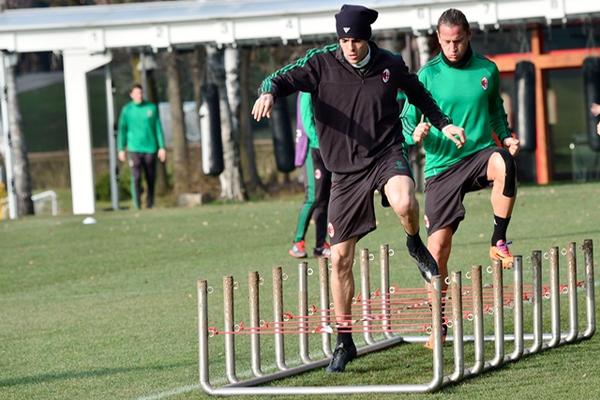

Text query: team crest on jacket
(481, 76), (488, 90)
(382, 68), (390, 83)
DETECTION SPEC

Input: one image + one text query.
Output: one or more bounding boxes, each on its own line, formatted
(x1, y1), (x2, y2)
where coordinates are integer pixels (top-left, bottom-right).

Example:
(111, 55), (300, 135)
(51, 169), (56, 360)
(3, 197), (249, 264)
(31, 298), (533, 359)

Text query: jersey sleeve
(258, 47), (323, 98)
(399, 72), (426, 146)
(153, 104), (166, 149)
(396, 58), (451, 131)
(488, 65), (511, 141)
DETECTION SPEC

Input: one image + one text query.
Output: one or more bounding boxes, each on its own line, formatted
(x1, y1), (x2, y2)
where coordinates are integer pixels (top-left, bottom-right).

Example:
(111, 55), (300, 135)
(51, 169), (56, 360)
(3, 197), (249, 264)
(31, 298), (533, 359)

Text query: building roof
(0, 0), (599, 52)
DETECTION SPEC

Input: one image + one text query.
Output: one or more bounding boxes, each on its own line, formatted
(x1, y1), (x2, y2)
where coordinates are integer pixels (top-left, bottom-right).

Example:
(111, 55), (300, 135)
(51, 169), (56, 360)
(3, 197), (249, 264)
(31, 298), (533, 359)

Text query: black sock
(336, 331), (353, 347)
(491, 215), (511, 245)
(406, 231), (424, 253)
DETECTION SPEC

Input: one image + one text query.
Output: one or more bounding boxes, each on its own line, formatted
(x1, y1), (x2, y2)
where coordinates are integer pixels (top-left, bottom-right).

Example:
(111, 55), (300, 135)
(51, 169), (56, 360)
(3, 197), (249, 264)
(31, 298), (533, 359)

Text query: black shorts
(423, 147), (510, 235)
(327, 146), (413, 245)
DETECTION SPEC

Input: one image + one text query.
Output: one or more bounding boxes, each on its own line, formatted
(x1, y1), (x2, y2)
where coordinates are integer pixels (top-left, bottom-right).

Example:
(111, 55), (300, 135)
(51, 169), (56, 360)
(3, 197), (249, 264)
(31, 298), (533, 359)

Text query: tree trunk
(239, 47), (264, 194)
(189, 46), (206, 125)
(207, 45), (245, 201)
(5, 54), (34, 215)
(143, 55), (169, 195)
(166, 49), (189, 196)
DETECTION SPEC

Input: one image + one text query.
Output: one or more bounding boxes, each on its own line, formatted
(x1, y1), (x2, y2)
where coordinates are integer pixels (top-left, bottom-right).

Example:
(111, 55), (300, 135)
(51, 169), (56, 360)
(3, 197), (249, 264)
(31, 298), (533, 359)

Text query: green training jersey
(401, 51), (510, 179)
(118, 101), (165, 153)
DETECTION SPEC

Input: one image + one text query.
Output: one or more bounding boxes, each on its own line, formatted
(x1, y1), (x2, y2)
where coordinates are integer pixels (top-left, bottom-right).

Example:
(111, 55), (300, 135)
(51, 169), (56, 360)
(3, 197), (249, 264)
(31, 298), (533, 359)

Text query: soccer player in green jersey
(118, 84), (166, 209)
(401, 8), (520, 348)
(289, 92), (332, 259)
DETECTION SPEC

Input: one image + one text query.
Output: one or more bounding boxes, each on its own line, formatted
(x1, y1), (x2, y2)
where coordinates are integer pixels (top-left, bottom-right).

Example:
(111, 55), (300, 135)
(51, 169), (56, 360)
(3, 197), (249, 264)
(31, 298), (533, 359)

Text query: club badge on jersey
(382, 68), (390, 83)
(481, 76), (488, 90)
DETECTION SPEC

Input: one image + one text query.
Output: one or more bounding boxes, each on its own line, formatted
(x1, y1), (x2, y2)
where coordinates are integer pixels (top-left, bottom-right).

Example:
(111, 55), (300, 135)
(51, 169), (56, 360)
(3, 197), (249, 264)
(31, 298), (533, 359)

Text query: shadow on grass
(0, 360), (194, 388)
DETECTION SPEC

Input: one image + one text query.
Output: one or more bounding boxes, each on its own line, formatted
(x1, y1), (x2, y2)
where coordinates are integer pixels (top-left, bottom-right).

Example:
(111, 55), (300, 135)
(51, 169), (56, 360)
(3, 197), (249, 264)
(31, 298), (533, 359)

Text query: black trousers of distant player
(129, 152), (157, 209)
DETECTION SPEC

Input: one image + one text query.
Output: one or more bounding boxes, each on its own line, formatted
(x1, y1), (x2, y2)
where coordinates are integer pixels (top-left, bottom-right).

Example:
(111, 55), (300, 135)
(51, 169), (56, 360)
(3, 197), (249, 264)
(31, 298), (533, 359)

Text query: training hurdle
(197, 240), (595, 395)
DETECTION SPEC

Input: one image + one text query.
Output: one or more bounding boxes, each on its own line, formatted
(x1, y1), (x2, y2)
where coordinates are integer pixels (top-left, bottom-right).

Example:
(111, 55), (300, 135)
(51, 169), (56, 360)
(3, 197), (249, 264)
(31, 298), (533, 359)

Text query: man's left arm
(397, 58), (465, 148)
(153, 104), (167, 162)
(489, 66), (519, 155)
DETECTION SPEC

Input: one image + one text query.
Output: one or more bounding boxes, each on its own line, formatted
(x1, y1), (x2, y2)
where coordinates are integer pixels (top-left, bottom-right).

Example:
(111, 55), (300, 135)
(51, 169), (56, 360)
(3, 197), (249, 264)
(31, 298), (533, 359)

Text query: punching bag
(583, 57), (600, 152)
(199, 83), (224, 176)
(513, 61), (536, 151)
(270, 97), (295, 173)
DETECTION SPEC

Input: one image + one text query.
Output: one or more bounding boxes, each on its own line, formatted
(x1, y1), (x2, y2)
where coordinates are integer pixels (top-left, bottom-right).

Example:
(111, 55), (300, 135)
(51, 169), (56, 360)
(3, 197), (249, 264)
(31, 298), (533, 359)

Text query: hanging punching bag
(513, 61), (536, 151)
(270, 96), (295, 173)
(199, 83), (224, 176)
(583, 57), (600, 152)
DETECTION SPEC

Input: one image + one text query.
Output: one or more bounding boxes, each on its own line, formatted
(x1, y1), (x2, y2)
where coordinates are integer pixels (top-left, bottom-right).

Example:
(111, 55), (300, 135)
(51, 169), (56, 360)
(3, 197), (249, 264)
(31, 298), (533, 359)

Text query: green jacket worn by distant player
(401, 48), (510, 179)
(118, 100), (165, 153)
(299, 92), (319, 149)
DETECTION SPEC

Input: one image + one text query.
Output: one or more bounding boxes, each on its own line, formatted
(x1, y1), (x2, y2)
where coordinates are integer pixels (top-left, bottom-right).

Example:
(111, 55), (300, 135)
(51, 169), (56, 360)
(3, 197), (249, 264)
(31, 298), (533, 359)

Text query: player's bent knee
(493, 149), (517, 198)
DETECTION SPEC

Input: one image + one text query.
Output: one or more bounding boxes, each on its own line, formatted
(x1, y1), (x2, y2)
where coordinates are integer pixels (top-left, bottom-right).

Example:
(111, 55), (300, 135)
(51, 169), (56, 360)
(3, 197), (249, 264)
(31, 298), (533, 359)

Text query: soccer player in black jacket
(252, 4), (465, 373)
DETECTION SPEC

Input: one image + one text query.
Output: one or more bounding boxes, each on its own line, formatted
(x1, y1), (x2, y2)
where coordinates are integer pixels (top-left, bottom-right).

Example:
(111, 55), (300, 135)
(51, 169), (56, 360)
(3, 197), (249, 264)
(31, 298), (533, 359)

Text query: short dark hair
(130, 83), (143, 93)
(437, 8), (470, 33)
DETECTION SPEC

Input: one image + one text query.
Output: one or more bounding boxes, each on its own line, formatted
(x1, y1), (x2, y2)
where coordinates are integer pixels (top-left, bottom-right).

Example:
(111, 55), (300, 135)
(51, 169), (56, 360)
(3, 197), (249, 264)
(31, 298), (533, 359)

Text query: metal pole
(449, 271), (464, 382)
(548, 247), (561, 347)
(360, 248), (375, 345)
(469, 265), (484, 375)
(197, 279), (213, 393)
(490, 260), (504, 367)
(223, 276), (238, 383)
(565, 242), (578, 342)
(298, 261), (312, 364)
(380, 244), (394, 339)
(318, 257), (332, 357)
(429, 275), (444, 391)
(104, 63), (119, 210)
(582, 239), (595, 338)
(509, 256), (524, 360)
(273, 266), (288, 370)
(0, 51), (17, 219)
(248, 271), (263, 377)
(529, 250), (543, 354)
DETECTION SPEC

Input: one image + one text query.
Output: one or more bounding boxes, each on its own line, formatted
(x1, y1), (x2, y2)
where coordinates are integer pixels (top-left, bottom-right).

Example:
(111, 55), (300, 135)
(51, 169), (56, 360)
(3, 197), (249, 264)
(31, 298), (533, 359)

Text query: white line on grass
(135, 384), (200, 400)
(135, 357), (307, 400)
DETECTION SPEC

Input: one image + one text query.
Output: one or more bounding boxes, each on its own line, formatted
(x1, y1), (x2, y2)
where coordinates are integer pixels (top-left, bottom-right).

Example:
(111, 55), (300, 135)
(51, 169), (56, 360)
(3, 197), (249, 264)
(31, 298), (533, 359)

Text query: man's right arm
(258, 48), (324, 98)
(117, 106), (128, 162)
(253, 51), (321, 121)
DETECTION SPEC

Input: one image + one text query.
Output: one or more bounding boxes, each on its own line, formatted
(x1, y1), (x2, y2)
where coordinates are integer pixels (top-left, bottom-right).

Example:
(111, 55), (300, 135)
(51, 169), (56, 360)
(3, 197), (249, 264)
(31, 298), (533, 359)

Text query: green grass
(1, 182), (599, 400)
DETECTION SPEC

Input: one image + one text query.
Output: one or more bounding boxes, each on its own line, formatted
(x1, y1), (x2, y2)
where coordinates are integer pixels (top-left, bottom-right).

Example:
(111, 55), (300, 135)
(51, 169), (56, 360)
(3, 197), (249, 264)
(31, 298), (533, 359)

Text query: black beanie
(335, 4), (378, 40)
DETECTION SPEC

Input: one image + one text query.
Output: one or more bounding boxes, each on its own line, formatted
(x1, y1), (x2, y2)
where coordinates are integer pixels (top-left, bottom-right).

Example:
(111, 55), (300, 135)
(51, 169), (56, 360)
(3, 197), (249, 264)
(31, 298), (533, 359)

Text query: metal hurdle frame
(197, 240), (595, 395)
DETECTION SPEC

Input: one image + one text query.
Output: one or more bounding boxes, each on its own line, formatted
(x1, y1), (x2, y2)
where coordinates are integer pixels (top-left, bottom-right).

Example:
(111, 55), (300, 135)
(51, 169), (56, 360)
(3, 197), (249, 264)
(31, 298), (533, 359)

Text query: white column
(0, 51), (17, 219)
(62, 50), (111, 215)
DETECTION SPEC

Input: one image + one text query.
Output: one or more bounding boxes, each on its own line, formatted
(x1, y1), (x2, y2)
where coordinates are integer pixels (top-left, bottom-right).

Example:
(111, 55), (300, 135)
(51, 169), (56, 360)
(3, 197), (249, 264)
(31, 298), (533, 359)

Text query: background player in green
(401, 8), (520, 347)
(289, 92), (332, 259)
(118, 84), (166, 209)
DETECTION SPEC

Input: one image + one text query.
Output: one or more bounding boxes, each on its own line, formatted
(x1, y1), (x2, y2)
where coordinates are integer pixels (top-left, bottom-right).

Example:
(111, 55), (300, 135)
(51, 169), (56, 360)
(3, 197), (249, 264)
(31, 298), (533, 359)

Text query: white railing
(31, 190), (58, 216)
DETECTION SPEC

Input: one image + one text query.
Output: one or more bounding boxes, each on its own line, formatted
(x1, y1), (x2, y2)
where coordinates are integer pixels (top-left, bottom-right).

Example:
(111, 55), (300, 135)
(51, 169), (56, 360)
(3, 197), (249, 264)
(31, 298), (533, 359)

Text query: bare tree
(166, 48), (189, 196)
(189, 46), (206, 129)
(4, 53), (34, 215)
(239, 47), (264, 193)
(206, 45), (245, 201)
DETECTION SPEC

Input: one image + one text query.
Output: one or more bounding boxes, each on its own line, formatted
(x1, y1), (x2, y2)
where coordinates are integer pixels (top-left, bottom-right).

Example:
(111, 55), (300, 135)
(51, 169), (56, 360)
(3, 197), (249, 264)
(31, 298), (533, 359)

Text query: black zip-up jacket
(259, 42), (451, 174)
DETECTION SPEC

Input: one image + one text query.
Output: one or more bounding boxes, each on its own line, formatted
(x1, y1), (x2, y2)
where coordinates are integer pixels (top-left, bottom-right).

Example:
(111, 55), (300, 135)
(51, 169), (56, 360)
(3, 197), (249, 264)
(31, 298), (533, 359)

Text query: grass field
(1, 182), (599, 400)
